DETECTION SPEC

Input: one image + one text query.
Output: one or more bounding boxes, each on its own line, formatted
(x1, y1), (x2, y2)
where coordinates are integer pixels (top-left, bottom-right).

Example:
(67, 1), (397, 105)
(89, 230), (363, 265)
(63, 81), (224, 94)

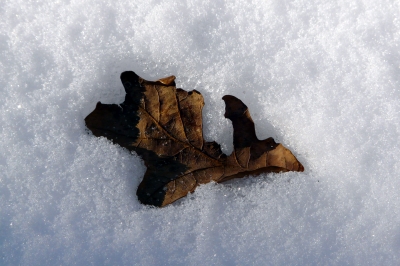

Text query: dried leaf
(85, 71), (304, 207)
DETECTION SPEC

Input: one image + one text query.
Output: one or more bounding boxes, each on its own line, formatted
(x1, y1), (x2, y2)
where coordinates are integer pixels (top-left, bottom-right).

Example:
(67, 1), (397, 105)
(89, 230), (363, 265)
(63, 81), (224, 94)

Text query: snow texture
(1, 0), (400, 265)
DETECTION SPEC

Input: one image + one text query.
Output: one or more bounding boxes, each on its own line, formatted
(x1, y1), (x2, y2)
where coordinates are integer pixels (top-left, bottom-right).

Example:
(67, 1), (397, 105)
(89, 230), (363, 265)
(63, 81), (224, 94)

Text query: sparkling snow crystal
(1, 0), (400, 265)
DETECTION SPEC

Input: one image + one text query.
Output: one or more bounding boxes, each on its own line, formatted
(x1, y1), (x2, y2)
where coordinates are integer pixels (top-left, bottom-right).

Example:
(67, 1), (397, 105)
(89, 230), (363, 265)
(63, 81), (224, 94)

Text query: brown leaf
(85, 71), (304, 207)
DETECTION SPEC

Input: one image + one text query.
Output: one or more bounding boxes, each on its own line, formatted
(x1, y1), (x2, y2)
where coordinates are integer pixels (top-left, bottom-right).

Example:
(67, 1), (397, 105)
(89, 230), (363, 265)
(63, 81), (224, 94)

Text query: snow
(1, 0), (400, 265)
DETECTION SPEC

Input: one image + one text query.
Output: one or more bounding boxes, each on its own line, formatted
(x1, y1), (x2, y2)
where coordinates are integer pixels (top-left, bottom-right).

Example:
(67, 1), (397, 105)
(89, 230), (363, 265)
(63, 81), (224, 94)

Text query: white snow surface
(1, 0), (400, 265)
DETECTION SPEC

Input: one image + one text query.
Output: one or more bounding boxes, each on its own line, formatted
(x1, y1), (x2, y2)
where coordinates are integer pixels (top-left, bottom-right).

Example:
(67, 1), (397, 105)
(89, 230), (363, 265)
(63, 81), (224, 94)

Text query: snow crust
(1, 0), (400, 265)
